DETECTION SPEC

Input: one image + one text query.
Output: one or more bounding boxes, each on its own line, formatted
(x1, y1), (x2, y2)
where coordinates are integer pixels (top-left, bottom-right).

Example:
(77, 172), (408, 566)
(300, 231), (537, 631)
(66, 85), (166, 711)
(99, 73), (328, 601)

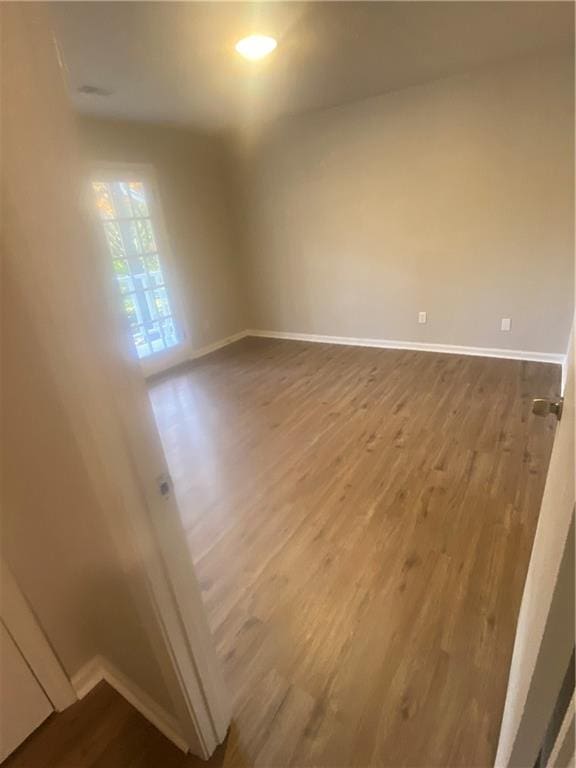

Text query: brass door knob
(532, 398), (563, 421)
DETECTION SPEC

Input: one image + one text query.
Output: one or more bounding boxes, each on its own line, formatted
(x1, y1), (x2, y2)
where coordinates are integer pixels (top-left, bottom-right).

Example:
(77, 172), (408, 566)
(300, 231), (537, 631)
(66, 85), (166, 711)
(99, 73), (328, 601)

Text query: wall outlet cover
(418, 311), (427, 324)
(501, 318), (512, 332)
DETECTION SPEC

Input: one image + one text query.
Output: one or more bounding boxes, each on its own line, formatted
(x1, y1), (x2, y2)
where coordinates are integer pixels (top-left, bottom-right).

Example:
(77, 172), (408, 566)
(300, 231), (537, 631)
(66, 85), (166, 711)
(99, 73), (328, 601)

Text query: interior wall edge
(71, 655), (189, 753)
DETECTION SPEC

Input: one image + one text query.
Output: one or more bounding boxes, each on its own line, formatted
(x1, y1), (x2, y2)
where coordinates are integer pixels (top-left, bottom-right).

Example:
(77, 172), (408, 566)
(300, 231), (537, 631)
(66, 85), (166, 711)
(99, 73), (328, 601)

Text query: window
(92, 177), (181, 360)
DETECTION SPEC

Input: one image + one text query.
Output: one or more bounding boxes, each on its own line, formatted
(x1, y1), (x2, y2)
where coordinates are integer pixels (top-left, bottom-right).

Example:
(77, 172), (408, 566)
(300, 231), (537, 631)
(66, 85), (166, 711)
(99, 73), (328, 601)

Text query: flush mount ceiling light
(235, 34), (277, 61)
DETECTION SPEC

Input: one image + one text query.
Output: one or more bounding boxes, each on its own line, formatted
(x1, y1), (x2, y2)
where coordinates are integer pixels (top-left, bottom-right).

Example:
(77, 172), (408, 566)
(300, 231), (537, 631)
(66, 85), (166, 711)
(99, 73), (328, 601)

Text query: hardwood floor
(149, 338), (560, 768)
(2, 682), (226, 768)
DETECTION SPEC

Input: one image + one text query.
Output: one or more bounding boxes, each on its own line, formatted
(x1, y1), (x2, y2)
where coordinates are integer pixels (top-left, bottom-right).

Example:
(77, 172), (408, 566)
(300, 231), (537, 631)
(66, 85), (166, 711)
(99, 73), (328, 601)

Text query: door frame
(544, 692), (575, 768)
(85, 161), (232, 754)
(0, 561), (77, 712)
(495, 324), (574, 767)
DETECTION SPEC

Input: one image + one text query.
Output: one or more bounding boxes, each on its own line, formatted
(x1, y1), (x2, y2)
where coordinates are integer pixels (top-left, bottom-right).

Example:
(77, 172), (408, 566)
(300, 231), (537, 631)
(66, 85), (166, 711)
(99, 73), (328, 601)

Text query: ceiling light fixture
(235, 35), (277, 61)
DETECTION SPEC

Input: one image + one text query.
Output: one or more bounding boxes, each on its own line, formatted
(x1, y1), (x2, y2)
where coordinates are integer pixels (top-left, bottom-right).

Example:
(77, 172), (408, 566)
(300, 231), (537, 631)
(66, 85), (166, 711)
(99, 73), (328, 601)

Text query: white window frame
(91, 162), (193, 377)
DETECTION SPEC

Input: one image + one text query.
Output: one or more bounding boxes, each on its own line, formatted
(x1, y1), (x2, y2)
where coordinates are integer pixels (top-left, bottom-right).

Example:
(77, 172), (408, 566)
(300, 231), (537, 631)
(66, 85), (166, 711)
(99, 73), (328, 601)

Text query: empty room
(2, 2), (574, 768)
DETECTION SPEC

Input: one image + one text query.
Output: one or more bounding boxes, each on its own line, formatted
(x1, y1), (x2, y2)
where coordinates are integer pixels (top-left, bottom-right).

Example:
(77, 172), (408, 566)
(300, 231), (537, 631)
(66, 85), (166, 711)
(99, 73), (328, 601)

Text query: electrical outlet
(500, 318), (511, 332)
(418, 311), (427, 324)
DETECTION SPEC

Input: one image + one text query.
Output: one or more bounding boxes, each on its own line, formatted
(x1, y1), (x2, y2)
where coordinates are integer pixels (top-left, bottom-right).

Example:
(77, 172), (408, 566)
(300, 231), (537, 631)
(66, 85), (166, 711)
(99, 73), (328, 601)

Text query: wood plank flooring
(2, 682), (226, 768)
(149, 338), (560, 768)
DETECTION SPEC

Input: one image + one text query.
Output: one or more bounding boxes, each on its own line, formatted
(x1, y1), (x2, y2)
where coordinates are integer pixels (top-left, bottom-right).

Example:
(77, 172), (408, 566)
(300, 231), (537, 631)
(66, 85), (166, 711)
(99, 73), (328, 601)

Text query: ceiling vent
(77, 84), (112, 97)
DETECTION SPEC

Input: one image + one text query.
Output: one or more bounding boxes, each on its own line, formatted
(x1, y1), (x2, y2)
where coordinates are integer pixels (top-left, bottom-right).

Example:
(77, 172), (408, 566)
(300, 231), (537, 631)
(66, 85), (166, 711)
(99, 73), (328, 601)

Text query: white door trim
(0, 561), (76, 712)
(495, 323), (574, 767)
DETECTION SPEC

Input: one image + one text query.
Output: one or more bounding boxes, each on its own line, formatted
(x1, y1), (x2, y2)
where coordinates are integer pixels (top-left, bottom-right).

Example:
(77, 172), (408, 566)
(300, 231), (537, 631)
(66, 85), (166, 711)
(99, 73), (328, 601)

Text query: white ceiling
(51, 2), (574, 131)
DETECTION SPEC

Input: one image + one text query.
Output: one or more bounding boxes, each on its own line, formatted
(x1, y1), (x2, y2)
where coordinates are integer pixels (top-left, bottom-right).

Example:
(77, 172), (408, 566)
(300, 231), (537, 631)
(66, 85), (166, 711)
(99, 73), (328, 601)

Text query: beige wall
(238, 53), (574, 354)
(1, 272), (174, 714)
(1, 5), (193, 721)
(79, 118), (246, 352)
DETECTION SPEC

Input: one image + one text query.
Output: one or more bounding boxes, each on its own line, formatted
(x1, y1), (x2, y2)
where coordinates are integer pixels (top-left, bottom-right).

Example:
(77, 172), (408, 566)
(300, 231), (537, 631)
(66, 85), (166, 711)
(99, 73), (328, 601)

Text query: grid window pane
(136, 219), (157, 253)
(112, 258), (130, 277)
(152, 287), (171, 318)
(117, 275), (135, 295)
(144, 254), (165, 286)
(103, 222), (125, 258)
(138, 291), (154, 324)
(161, 317), (179, 348)
(110, 182), (133, 218)
(133, 259), (150, 291)
(143, 290), (159, 321)
(145, 321), (165, 353)
(94, 182), (115, 219)
(133, 328), (151, 359)
(119, 220), (141, 256)
(93, 178), (181, 361)
(123, 294), (142, 326)
(128, 182), (149, 217)
(112, 260), (133, 294)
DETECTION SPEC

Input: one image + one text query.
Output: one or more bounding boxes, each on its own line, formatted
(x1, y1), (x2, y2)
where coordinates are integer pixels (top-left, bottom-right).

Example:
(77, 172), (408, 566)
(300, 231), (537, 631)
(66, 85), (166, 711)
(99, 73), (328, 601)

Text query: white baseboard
(247, 329), (565, 366)
(144, 330), (248, 379)
(143, 327), (564, 377)
(70, 655), (103, 700)
(71, 656), (189, 753)
(188, 330), (248, 362)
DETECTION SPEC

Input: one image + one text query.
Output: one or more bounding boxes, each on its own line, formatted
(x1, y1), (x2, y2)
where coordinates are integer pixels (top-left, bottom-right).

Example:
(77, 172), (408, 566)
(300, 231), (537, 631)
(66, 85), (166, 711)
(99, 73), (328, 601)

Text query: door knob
(532, 397), (563, 421)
